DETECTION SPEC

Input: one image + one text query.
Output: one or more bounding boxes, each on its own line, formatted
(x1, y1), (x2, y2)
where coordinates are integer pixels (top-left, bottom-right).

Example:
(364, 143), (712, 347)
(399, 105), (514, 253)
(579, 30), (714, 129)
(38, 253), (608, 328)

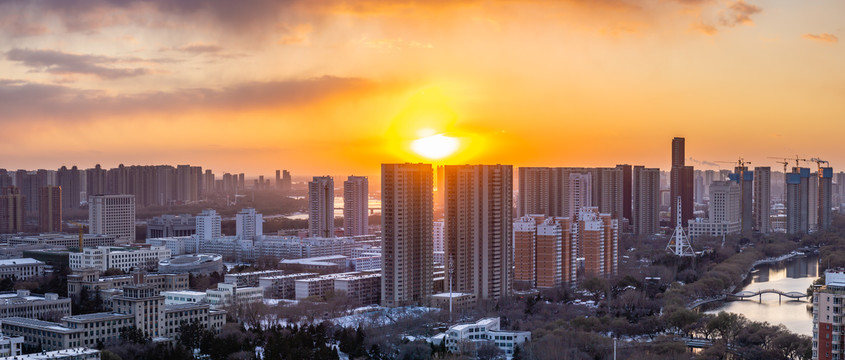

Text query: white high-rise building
(196, 209), (222, 242)
(236, 208), (263, 241)
(89, 194), (135, 242)
(687, 181), (741, 239)
(309, 176), (334, 238)
(343, 176), (369, 236)
(568, 173), (592, 221)
(433, 220), (445, 253)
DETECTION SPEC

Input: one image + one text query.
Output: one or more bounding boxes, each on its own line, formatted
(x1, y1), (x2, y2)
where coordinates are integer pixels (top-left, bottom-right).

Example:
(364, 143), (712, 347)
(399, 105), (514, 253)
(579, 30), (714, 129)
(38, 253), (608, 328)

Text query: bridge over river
(688, 289), (810, 309)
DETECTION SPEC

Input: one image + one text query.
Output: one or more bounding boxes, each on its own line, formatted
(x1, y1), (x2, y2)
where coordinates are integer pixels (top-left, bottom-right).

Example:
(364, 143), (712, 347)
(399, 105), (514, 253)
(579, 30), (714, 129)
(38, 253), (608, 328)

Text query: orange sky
(0, 0), (843, 178)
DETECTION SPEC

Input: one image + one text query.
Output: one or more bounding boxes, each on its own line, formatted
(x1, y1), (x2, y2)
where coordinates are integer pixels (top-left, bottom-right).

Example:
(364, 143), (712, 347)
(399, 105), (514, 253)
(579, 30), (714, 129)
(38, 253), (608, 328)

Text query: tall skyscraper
(444, 164), (513, 300)
(89, 194), (136, 242)
(343, 176), (369, 236)
(819, 167), (833, 231)
(381, 163), (433, 307)
(275, 170), (281, 189)
(39, 186), (62, 233)
(753, 167), (771, 233)
(308, 176), (334, 238)
(568, 172), (592, 221)
(57, 166), (82, 209)
(633, 166), (660, 236)
(598, 167), (624, 221)
(236, 208), (263, 241)
(616, 164), (633, 226)
(670, 137), (694, 226)
(535, 218), (562, 288)
(513, 216), (538, 287)
(0, 187), (24, 234)
(281, 170), (292, 193)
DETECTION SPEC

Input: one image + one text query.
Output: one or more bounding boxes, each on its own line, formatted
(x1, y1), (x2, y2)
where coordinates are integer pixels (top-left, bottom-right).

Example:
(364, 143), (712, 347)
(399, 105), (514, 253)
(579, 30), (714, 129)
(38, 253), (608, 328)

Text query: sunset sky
(1, 0), (843, 178)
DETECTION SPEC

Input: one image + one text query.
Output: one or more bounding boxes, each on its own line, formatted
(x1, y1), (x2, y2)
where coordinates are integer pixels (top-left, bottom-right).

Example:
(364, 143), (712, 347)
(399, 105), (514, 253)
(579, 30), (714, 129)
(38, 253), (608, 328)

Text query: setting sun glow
(411, 134), (460, 160)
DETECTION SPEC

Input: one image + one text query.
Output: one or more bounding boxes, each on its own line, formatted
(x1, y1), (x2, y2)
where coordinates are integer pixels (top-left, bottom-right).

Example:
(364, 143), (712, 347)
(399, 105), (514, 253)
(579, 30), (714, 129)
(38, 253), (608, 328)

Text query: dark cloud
(720, 0), (762, 27)
(0, 76), (389, 122)
(803, 33), (838, 44)
(6, 48), (151, 79)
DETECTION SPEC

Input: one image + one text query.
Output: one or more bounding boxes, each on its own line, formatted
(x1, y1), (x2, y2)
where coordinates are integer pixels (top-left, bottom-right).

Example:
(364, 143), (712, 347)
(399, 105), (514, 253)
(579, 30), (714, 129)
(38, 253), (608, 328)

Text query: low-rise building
(69, 246), (171, 272)
(258, 273), (318, 299)
(0, 347), (98, 360)
(147, 214), (196, 238)
(0, 290), (71, 319)
(430, 292), (476, 312)
(279, 255), (348, 272)
(347, 255), (380, 271)
(8, 234), (116, 249)
(158, 253), (223, 275)
(146, 236), (197, 256)
(67, 269), (188, 302)
(161, 290), (207, 305)
(224, 270), (285, 287)
(438, 317), (530, 357)
(205, 283), (263, 308)
(0, 335), (23, 357)
(294, 271), (381, 305)
(0, 258), (45, 280)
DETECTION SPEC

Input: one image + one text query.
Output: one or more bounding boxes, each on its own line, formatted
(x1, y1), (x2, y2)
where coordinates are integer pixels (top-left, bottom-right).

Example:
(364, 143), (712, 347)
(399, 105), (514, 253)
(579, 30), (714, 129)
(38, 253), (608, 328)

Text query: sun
(411, 134), (460, 160)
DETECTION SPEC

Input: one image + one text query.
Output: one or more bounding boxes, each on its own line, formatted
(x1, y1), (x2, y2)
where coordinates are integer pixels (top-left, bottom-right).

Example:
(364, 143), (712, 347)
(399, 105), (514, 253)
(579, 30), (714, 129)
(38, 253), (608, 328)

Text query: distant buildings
(0, 258), (45, 280)
(633, 166), (660, 236)
(146, 214), (195, 238)
(670, 137), (694, 227)
(0, 290), (70, 320)
(88, 194), (136, 242)
(0, 187), (24, 234)
(444, 164), (513, 300)
(157, 254), (223, 275)
(38, 186), (61, 233)
(687, 181), (741, 239)
(8, 234), (117, 248)
(381, 163), (433, 307)
(235, 208), (263, 241)
(343, 176), (369, 236)
(753, 167), (771, 233)
(68, 246), (171, 272)
(308, 176), (334, 238)
(196, 209), (222, 242)
(785, 166), (833, 235)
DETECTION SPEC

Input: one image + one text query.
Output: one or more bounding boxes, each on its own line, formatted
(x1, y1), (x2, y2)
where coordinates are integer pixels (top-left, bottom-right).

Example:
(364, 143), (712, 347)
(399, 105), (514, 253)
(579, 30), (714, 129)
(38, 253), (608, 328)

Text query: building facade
(39, 186), (62, 233)
(343, 176), (369, 236)
(381, 163), (433, 307)
(308, 176), (334, 238)
(444, 164), (513, 301)
(88, 194), (136, 242)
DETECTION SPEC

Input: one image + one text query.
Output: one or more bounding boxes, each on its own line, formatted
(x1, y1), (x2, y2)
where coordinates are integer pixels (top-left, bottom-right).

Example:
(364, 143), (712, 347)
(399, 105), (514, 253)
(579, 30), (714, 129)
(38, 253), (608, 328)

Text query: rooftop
(0, 347), (99, 359)
(0, 258), (43, 266)
(64, 312), (131, 321)
(1, 317), (76, 333)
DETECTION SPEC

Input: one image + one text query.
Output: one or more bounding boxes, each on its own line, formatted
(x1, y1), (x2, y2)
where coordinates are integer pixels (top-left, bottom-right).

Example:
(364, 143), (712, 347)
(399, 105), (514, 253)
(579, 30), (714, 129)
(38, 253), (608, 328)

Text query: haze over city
(1, 1), (844, 177)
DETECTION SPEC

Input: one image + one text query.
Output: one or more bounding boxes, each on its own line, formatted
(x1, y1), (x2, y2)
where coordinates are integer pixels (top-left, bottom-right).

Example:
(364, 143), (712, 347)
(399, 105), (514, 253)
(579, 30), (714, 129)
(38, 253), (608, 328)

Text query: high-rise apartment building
(568, 172), (592, 223)
(517, 167), (551, 217)
(0, 187), (24, 234)
(730, 166), (753, 235)
(753, 167), (771, 233)
(670, 137), (694, 226)
(57, 166), (82, 210)
(617, 164), (633, 226)
(196, 209), (222, 242)
(688, 181), (741, 239)
(308, 176), (334, 238)
(381, 163), (433, 307)
(343, 176), (369, 236)
(819, 167), (833, 231)
(786, 168), (811, 235)
(236, 208), (263, 241)
(513, 216), (538, 287)
(536, 218), (562, 288)
(812, 268), (845, 360)
(633, 166), (660, 236)
(577, 207), (618, 277)
(39, 186), (62, 232)
(88, 194), (136, 241)
(513, 215), (575, 288)
(444, 164), (513, 300)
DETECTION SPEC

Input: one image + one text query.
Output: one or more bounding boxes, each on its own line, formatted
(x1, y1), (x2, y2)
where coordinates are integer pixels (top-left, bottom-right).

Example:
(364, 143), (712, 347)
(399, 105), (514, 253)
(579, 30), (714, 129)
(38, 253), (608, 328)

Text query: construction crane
(810, 157), (830, 171)
(715, 158), (751, 170)
(768, 155), (808, 171)
(66, 221), (87, 252)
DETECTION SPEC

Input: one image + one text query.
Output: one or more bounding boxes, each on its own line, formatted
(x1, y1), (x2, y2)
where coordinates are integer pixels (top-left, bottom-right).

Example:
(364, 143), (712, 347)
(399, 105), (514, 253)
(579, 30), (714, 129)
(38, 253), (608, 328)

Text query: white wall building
(205, 283), (263, 308)
(0, 258), (45, 280)
(236, 208), (263, 241)
(161, 290), (207, 305)
(69, 246), (171, 272)
(0, 335), (23, 357)
(88, 194), (136, 242)
(438, 317), (531, 358)
(196, 209), (222, 242)
(688, 180), (742, 239)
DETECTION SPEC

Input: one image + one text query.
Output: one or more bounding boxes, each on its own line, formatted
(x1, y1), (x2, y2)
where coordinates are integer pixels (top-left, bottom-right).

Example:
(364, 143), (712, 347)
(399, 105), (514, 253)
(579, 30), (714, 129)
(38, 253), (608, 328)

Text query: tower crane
(810, 157), (830, 171)
(66, 221), (87, 252)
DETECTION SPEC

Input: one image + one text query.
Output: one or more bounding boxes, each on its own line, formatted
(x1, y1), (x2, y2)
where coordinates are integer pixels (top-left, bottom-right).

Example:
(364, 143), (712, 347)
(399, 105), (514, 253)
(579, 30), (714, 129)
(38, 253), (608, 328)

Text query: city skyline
(0, 1), (843, 176)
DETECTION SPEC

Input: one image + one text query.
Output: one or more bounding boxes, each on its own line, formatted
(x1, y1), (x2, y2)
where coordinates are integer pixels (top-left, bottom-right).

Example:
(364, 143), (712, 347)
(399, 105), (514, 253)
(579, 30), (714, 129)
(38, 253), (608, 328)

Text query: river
(704, 253), (819, 336)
